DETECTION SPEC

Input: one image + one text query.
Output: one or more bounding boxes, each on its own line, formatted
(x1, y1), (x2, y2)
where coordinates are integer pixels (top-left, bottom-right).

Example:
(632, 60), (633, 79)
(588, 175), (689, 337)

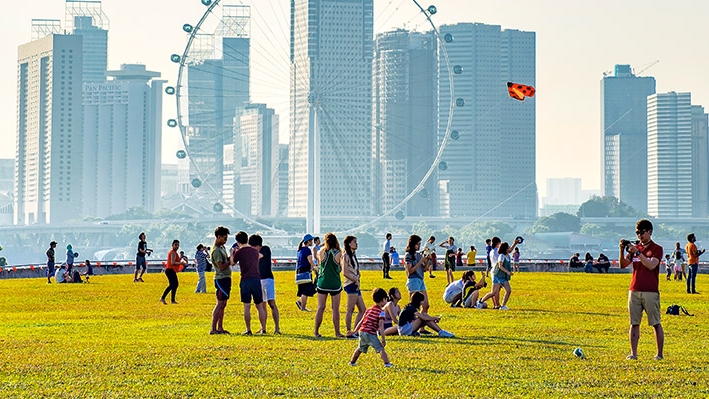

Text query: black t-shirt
(259, 246), (274, 279)
(398, 304), (417, 326)
(137, 240), (147, 258)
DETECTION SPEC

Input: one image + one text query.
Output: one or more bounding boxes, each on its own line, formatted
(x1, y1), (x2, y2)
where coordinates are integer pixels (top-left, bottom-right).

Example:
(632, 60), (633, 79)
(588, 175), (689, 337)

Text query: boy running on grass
(348, 288), (393, 368)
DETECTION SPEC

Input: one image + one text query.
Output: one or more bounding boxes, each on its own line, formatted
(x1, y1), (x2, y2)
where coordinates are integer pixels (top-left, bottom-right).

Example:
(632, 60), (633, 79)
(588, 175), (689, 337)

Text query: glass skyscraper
(601, 64), (656, 214)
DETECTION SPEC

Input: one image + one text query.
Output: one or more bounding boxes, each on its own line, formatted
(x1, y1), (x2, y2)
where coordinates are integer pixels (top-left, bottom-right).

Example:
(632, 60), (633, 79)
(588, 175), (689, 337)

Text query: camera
(621, 239), (639, 252)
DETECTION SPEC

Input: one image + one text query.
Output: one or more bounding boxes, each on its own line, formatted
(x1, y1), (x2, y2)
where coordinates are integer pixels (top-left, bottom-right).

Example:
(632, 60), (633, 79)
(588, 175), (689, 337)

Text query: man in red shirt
(619, 219), (664, 360)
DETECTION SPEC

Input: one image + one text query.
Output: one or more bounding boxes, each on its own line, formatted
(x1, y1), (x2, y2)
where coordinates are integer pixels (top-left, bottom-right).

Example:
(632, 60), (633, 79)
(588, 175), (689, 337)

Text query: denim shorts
(406, 277), (426, 293)
(398, 322), (414, 336)
(260, 278), (275, 301)
(343, 283), (361, 296)
(493, 275), (509, 285)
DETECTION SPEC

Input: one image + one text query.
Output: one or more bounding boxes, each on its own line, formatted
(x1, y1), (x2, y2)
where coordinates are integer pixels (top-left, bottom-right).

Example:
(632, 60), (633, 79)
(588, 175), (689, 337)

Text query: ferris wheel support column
(306, 95), (321, 235)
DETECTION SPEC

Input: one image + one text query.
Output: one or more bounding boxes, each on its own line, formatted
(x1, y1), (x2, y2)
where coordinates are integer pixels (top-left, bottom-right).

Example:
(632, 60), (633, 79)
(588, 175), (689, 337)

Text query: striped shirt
(359, 305), (385, 335)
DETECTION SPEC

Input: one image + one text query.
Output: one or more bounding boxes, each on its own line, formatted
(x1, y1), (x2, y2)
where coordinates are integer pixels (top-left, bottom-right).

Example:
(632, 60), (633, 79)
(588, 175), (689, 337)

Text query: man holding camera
(619, 219), (664, 361)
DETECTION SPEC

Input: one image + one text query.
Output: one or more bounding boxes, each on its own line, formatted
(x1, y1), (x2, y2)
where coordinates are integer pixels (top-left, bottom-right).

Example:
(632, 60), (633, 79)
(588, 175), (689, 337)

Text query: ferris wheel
(165, 0), (459, 233)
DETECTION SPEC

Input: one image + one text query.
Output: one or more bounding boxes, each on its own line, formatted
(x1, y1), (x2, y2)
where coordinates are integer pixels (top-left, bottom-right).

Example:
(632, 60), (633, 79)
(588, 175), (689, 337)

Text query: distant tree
(410, 221), (433, 241)
(105, 206), (153, 221)
(580, 223), (618, 239)
(577, 195), (639, 218)
(530, 212), (581, 234)
(458, 221), (513, 245)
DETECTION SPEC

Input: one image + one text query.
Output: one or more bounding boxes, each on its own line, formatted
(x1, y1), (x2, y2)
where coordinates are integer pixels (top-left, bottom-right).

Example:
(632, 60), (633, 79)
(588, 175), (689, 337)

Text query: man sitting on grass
(443, 271), (485, 308)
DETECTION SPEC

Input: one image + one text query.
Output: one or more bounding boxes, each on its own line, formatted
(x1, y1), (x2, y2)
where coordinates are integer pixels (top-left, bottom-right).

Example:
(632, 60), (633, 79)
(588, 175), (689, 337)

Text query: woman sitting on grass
(397, 292), (454, 338)
(383, 287), (402, 336)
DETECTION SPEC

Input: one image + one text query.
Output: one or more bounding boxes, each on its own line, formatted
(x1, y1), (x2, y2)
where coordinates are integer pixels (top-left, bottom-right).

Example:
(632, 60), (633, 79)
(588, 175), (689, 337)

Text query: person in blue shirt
(390, 247), (399, 268)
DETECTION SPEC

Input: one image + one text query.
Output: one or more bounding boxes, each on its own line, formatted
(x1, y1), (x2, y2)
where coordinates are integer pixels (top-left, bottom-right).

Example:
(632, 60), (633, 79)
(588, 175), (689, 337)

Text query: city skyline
(3, 0), (709, 199)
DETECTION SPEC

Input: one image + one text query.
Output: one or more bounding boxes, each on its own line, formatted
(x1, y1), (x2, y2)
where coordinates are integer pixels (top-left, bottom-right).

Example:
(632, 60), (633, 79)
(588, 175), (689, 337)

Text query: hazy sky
(2, 0), (709, 198)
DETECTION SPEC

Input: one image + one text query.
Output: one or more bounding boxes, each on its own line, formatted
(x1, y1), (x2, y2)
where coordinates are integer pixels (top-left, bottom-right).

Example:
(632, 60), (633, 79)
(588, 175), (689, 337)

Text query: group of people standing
(45, 241), (92, 284)
(663, 235), (705, 294)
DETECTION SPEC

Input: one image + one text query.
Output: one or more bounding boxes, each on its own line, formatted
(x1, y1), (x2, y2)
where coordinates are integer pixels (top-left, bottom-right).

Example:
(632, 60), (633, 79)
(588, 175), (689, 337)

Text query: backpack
(666, 304), (693, 316)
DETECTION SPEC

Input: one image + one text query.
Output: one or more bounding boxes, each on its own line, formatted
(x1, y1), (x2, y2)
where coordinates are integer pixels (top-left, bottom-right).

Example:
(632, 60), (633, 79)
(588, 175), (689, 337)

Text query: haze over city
(2, 0), (709, 197)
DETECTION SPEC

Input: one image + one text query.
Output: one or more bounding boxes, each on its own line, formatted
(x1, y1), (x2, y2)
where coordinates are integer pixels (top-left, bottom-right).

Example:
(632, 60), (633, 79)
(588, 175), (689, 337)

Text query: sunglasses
(635, 230), (646, 235)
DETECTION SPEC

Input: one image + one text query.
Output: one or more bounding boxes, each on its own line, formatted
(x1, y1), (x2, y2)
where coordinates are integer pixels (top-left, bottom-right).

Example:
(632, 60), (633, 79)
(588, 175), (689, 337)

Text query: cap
(302, 234), (314, 243)
(50, 241), (57, 246)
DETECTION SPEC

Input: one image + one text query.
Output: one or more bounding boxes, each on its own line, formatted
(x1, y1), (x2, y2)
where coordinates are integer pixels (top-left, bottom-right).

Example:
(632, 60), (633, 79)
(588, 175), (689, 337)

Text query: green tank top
(317, 249), (342, 292)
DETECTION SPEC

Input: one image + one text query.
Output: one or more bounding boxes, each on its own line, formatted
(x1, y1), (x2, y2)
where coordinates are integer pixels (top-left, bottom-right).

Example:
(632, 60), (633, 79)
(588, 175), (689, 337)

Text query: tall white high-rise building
(437, 23), (537, 218)
(601, 65), (656, 214)
(82, 64), (164, 217)
(16, 33), (84, 225)
(289, 0), (373, 231)
(647, 92), (693, 218)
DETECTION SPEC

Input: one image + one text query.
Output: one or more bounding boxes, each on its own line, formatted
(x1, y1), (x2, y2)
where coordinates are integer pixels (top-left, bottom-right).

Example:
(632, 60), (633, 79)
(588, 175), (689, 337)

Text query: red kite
(507, 82), (535, 101)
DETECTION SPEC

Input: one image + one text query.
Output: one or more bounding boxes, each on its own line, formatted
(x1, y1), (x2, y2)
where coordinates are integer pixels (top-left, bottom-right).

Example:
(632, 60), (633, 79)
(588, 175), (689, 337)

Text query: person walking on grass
(382, 233), (393, 279)
(423, 236), (437, 278)
(482, 242), (514, 310)
(342, 235), (366, 339)
(210, 226), (231, 335)
(314, 232), (344, 338)
(46, 241), (57, 284)
(251, 234), (280, 334)
(231, 231), (267, 335)
(194, 244), (208, 293)
(160, 240), (187, 304)
(348, 288), (393, 368)
(295, 234), (317, 312)
(685, 233), (705, 294)
(134, 232), (152, 283)
(619, 219), (664, 361)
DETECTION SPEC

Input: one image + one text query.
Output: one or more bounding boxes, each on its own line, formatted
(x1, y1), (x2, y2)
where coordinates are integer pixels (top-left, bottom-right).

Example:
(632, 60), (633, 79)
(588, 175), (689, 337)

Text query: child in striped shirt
(348, 288), (392, 368)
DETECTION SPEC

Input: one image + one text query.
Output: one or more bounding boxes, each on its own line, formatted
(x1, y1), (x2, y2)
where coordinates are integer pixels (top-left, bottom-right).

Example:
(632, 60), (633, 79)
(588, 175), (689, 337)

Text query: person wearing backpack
(313, 232), (344, 338)
(685, 233), (705, 294)
(619, 219), (664, 361)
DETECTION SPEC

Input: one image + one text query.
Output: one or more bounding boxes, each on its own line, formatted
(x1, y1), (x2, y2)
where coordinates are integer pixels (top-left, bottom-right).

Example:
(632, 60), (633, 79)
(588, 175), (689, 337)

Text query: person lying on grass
(397, 292), (454, 338)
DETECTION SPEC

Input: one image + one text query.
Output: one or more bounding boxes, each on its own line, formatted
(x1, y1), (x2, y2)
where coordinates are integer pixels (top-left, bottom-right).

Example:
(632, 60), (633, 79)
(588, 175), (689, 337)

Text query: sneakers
(346, 333), (359, 339)
(475, 301), (485, 310)
(626, 354), (637, 360)
(348, 362), (357, 366)
(384, 363), (394, 368)
(654, 355), (664, 361)
(438, 330), (455, 338)
(499, 305), (510, 310)
(295, 301), (302, 310)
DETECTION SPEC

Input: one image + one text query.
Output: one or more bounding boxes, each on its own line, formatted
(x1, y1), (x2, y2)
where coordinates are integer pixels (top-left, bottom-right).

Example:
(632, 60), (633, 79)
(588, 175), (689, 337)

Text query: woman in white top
(342, 235), (366, 338)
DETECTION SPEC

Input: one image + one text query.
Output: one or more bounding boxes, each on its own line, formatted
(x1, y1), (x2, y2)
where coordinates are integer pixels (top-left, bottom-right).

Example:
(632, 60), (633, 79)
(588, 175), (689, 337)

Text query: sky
(2, 0), (709, 198)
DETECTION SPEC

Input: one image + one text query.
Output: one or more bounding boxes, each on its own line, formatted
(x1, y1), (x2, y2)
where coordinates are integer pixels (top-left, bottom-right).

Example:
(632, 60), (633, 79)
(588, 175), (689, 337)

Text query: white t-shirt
(488, 247), (499, 269)
(443, 280), (465, 303)
(55, 268), (66, 283)
(423, 242), (436, 255)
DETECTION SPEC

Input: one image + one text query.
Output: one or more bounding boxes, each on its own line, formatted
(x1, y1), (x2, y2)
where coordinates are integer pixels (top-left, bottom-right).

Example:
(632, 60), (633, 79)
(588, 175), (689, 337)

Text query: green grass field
(0, 270), (707, 398)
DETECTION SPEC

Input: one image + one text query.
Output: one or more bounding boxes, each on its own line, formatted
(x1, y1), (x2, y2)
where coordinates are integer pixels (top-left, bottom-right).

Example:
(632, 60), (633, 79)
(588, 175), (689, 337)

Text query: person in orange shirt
(161, 240), (188, 304)
(685, 233), (705, 294)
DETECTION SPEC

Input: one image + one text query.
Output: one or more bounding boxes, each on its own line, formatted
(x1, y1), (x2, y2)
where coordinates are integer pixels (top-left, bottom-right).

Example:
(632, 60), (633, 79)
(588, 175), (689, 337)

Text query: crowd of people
(40, 220), (706, 364)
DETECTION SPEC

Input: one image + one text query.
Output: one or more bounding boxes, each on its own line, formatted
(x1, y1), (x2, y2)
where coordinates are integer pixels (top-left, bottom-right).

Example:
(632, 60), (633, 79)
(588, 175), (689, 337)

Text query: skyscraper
(437, 23), (537, 218)
(647, 92), (692, 218)
(66, 0), (108, 84)
(16, 33), (84, 224)
(186, 5), (250, 195)
(691, 105), (709, 218)
(372, 29), (438, 217)
(82, 64), (165, 217)
(601, 64), (656, 214)
(232, 103), (279, 217)
(289, 0), (374, 231)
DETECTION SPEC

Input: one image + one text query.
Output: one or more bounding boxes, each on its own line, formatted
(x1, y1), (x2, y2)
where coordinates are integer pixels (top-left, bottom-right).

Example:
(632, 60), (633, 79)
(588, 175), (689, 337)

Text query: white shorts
(260, 278), (276, 301)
